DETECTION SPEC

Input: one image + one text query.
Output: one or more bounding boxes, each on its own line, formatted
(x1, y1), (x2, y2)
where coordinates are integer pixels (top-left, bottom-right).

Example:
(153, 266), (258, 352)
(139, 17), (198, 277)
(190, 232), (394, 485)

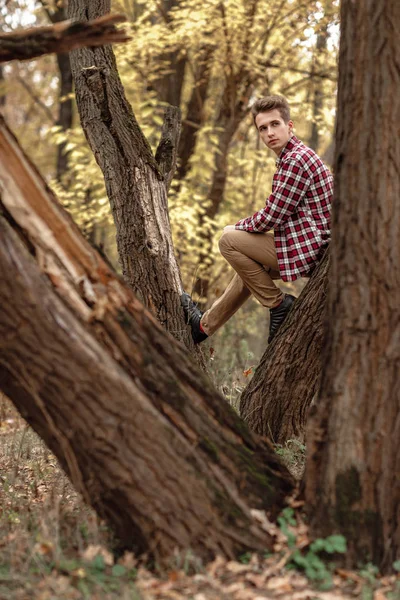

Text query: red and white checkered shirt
(235, 135), (333, 281)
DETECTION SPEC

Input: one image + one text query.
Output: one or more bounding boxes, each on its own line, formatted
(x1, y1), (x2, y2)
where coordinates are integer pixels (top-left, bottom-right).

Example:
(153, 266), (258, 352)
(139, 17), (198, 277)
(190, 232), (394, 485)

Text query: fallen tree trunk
(239, 252), (329, 444)
(0, 14), (129, 63)
(0, 116), (294, 565)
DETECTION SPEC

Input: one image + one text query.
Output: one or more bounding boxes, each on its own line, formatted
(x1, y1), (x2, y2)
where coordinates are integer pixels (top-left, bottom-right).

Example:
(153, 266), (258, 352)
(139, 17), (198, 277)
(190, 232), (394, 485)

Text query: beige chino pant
(201, 229), (284, 336)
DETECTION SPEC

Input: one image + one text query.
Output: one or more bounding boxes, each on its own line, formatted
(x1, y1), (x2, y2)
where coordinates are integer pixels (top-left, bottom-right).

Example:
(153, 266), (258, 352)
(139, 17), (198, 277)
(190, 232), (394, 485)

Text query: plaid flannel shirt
(235, 135), (333, 281)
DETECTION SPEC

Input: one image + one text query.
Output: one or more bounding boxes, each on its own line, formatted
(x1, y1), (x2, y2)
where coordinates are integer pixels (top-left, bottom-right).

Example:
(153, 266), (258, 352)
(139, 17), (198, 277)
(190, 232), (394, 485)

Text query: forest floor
(0, 399), (399, 600)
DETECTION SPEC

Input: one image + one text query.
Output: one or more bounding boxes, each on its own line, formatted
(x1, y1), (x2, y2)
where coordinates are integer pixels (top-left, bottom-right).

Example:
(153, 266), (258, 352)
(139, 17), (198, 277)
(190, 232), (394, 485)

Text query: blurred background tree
(0, 0), (339, 392)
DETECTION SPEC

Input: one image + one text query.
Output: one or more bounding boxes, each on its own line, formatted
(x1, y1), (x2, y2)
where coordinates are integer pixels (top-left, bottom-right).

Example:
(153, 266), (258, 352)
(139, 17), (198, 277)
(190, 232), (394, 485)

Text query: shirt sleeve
(235, 158), (312, 232)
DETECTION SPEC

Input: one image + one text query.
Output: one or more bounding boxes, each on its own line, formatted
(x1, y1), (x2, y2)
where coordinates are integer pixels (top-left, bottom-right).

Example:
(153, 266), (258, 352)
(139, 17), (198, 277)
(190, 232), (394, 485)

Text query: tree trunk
(152, 53), (186, 109)
(43, 2), (74, 181)
(0, 64), (5, 107)
(150, 0), (186, 108)
(68, 0), (192, 345)
(0, 14), (129, 63)
(239, 253), (329, 444)
(0, 115), (294, 565)
(308, 26), (329, 152)
(176, 44), (213, 183)
(305, 0), (400, 572)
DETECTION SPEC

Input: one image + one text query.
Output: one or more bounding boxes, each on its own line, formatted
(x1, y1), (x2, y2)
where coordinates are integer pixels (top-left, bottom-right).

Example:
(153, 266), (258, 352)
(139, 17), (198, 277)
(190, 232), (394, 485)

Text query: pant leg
(218, 230), (283, 308)
(201, 229), (283, 336)
(201, 273), (251, 336)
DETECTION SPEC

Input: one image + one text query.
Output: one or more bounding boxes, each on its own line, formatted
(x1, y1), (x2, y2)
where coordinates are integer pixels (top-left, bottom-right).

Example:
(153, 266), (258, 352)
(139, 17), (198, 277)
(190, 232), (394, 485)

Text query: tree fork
(68, 0), (200, 353)
(0, 115), (294, 565)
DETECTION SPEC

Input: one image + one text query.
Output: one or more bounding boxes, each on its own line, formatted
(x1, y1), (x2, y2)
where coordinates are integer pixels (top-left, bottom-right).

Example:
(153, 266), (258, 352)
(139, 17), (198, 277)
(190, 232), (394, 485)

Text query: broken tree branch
(0, 14), (130, 64)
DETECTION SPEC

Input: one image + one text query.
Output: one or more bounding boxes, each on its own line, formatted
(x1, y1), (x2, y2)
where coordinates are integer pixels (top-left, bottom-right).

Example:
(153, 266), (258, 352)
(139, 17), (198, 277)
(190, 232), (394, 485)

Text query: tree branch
(16, 75), (56, 123)
(155, 106), (182, 192)
(265, 61), (336, 82)
(0, 14), (130, 64)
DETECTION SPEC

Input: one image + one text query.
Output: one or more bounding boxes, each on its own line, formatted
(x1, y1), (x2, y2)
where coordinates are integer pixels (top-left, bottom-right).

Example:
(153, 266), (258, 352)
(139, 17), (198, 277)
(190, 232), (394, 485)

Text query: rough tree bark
(239, 253), (329, 444)
(0, 14), (129, 63)
(68, 0), (193, 345)
(0, 115), (294, 565)
(306, 0), (400, 571)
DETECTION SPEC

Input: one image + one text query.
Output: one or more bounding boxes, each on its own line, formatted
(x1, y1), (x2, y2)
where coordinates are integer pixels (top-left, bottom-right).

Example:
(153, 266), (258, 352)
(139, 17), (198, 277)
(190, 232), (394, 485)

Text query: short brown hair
(251, 95), (291, 125)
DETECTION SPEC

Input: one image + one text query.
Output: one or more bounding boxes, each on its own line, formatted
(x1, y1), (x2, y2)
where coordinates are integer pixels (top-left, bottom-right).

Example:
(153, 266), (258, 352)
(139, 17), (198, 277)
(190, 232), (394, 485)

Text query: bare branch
(16, 75), (56, 123)
(0, 14), (130, 64)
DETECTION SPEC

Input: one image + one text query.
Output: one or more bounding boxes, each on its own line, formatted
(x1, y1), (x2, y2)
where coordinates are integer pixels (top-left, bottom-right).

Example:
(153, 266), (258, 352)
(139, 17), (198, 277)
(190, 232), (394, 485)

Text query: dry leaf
(226, 561), (251, 573)
(81, 544), (114, 566)
(374, 591), (388, 600)
(118, 550), (137, 569)
(207, 555), (226, 577)
(266, 575), (293, 592)
(33, 541), (54, 556)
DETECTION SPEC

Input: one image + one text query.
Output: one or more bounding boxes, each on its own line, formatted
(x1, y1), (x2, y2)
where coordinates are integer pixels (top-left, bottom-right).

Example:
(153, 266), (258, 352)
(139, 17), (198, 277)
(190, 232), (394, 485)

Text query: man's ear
(288, 119), (294, 132)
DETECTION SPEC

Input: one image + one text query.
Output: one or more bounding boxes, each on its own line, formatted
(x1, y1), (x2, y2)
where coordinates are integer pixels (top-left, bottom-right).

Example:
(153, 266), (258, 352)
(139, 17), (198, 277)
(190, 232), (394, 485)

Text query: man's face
(255, 109), (293, 155)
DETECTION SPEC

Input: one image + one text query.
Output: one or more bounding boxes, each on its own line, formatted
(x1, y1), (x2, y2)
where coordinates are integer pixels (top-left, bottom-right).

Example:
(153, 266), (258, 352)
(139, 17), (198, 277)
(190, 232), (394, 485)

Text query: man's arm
(235, 159), (311, 233)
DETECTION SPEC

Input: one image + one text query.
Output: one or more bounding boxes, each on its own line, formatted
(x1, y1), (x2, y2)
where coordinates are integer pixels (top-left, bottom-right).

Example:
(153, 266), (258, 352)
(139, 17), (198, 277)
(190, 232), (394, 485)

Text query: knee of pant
(218, 230), (233, 256)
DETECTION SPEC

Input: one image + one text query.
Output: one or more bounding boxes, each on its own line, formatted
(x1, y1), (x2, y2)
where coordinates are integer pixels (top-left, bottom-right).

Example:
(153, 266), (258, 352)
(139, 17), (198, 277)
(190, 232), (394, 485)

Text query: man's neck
(273, 133), (294, 157)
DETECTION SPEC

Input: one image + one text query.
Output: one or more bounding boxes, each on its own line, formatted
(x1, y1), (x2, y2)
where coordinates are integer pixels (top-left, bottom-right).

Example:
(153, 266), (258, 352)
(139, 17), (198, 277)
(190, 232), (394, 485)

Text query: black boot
(268, 294), (296, 343)
(180, 292), (208, 344)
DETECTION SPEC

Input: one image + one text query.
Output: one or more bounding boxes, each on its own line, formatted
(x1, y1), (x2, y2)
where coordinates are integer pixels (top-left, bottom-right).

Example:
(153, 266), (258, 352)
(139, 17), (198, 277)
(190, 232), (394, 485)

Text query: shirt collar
(275, 134), (301, 167)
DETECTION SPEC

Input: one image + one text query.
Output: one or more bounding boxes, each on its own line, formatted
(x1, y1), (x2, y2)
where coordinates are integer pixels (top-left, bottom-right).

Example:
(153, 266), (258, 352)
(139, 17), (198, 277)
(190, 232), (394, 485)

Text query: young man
(181, 94), (333, 344)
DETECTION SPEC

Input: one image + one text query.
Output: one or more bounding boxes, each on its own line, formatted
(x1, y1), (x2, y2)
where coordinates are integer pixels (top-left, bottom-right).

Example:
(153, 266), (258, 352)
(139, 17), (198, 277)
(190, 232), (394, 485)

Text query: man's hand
(223, 225), (236, 232)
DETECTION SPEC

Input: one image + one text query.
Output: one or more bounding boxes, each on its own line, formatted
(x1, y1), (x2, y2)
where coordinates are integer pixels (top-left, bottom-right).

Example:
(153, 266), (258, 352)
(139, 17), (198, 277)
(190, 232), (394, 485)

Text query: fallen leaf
(374, 591), (388, 600)
(118, 550), (137, 569)
(81, 544), (114, 566)
(33, 541), (54, 556)
(266, 575), (293, 592)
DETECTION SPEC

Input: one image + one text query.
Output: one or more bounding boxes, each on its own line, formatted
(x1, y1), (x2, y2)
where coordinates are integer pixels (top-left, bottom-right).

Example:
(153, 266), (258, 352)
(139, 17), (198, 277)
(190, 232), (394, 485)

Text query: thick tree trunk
(68, 0), (192, 346)
(305, 0), (400, 572)
(0, 115), (294, 565)
(239, 253), (329, 444)
(0, 14), (129, 63)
